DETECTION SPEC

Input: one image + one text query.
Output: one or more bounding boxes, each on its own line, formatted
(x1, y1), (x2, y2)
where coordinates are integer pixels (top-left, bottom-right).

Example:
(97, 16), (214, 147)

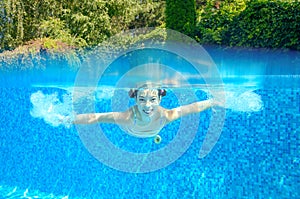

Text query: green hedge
(165, 0), (196, 36)
(196, 0), (300, 50)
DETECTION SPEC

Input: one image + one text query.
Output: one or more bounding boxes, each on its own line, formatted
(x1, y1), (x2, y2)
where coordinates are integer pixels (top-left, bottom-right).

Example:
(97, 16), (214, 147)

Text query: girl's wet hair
(128, 88), (166, 98)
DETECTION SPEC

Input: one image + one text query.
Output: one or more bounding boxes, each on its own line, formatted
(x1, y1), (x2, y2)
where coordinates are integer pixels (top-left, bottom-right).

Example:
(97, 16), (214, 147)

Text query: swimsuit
(120, 106), (166, 138)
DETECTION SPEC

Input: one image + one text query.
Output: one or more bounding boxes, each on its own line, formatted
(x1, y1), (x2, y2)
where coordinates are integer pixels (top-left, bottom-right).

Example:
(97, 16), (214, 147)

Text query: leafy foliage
(165, 0), (197, 36)
(0, 0), (166, 52)
(0, 0), (165, 69)
(129, 0), (166, 29)
(226, 0), (300, 50)
(38, 17), (87, 48)
(196, 0), (248, 44)
(196, 0), (300, 50)
(0, 0), (25, 50)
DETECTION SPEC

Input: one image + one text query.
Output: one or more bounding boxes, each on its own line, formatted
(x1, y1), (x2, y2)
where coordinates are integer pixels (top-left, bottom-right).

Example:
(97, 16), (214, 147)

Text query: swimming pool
(0, 36), (300, 198)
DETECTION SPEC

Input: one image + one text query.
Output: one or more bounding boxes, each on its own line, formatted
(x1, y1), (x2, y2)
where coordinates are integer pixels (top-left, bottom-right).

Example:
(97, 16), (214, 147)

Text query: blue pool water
(0, 46), (300, 198)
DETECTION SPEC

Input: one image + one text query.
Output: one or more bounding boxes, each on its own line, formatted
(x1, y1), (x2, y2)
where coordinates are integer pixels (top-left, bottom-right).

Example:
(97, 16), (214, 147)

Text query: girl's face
(136, 89), (161, 117)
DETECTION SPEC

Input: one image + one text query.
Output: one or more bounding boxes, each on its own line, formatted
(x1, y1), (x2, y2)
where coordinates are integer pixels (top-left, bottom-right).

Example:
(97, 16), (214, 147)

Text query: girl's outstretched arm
(165, 99), (221, 123)
(74, 112), (129, 124)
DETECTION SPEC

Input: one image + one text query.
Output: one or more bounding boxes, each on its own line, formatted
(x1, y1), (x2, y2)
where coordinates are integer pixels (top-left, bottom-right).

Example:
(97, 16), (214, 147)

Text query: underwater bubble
(224, 90), (263, 112)
(30, 90), (74, 128)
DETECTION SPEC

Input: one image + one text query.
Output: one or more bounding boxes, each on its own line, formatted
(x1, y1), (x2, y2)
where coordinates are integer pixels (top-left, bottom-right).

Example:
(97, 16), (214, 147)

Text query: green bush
(196, 0), (248, 44)
(196, 0), (300, 50)
(226, 0), (300, 50)
(165, 0), (197, 36)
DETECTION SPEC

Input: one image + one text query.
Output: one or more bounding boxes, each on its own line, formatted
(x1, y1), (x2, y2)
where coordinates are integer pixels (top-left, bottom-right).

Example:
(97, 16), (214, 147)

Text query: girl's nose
(145, 100), (151, 107)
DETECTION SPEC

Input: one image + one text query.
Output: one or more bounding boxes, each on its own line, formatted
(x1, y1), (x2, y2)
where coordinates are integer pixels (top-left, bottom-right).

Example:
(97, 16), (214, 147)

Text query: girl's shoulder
(112, 107), (134, 125)
(157, 106), (170, 119)
(157, 106), (178, 123)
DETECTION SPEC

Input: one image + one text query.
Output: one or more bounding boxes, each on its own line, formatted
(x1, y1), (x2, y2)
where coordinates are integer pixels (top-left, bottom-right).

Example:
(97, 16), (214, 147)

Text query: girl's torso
(119, 106), (167, 138)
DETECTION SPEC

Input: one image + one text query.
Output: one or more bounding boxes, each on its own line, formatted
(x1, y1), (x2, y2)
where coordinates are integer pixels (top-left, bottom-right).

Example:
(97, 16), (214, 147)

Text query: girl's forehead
(137, 89), (159, 96)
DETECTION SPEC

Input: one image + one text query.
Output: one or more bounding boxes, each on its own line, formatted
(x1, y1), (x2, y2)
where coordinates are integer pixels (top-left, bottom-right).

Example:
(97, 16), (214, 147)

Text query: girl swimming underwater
(74, 83), (222, 139)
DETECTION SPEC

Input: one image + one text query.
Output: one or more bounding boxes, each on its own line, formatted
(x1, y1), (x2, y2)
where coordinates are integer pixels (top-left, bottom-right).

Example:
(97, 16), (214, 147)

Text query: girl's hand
(210, 98), (225, 107)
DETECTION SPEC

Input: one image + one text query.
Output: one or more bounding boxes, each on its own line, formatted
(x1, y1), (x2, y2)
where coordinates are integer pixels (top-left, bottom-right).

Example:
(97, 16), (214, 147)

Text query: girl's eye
(139, 98), (145, 102)
(151, 98), (156, 102)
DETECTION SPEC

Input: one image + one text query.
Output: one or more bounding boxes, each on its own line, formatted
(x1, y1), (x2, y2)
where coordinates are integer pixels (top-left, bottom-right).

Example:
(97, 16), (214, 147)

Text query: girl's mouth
(143, 109), (153, 115)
